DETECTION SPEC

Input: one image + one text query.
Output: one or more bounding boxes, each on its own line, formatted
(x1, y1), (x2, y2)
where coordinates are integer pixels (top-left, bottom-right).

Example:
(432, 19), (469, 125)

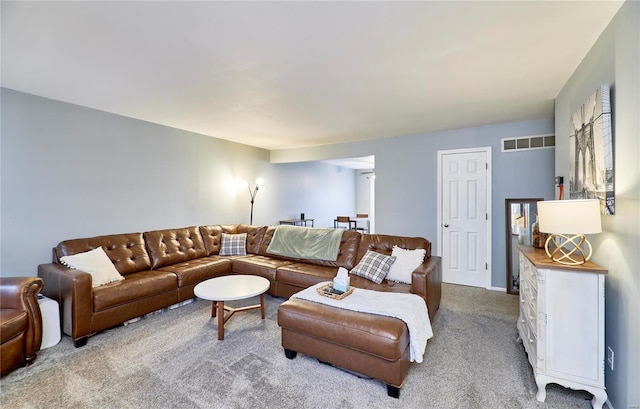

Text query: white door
(437, 148), (491, 288)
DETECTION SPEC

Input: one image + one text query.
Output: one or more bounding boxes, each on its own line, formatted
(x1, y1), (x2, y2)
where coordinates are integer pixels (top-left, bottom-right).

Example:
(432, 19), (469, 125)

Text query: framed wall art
(569, 84), (614, 215)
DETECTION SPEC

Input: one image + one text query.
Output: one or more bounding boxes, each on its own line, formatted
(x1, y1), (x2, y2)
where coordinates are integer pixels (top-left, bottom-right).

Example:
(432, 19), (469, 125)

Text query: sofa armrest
(1, 277), (40, 308)
(38, 263), (93, 341)
(410, 256), (442, 322)
(0, 276), (44, 356)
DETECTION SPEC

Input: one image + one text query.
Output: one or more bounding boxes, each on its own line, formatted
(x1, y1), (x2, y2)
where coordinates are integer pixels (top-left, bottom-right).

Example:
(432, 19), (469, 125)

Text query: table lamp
(537, 199), (602, 265)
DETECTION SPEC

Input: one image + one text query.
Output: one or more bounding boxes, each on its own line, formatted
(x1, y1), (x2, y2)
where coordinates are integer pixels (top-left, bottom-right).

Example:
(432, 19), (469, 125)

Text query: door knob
(444, 223), (449, 227)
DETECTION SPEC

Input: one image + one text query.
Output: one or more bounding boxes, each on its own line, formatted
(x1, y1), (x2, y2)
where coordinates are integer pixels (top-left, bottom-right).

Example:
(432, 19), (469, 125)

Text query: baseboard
(488, 286), (507, 292)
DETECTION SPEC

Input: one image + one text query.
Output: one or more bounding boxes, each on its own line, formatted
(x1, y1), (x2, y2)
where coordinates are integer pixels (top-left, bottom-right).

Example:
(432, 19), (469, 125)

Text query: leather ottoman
(277, 298), (410, 398)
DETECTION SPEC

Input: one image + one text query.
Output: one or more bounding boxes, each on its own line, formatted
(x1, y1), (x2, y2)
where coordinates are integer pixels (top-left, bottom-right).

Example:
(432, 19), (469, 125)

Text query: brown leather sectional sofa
(38, 224), (441, 347)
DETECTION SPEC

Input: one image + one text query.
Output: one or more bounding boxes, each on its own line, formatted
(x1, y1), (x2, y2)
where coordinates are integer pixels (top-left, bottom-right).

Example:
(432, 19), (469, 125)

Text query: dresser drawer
(519, 299), (527, 326)
(526, 264), (538, 291)
(526, 321), (539, 368)
(520, 255), (531, 280)
(527, 299), (537, 331)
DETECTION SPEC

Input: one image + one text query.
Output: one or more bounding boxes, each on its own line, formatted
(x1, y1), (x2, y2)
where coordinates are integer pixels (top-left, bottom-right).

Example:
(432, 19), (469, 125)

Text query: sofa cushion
(157, 257), (231, 287)
(92, 270), (178, 312)
(0, 310), (28, 343)
(350, 250), (396, 284)
(386, 246), (427, 284)
(144, 227), (207, 269)
(220, 233), (247, 256)
(275, 263), (338, 289)
(56, 233), (151, 275)
(231, 256), (293, 281)
(200, 225), (267, 256)
(60, 247), (125, 287)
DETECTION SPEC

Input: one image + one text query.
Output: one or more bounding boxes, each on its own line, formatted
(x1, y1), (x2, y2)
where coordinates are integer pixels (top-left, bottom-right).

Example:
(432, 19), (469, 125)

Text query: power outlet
(607, 346), (614, 370)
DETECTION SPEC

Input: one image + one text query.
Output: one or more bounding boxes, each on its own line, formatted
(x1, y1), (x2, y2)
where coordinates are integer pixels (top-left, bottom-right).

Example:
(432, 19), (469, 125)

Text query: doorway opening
(322, 155), (375, 233)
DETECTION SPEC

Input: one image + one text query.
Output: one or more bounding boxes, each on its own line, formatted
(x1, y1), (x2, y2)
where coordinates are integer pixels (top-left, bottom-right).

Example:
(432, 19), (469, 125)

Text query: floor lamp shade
(537, 199), (602, 265)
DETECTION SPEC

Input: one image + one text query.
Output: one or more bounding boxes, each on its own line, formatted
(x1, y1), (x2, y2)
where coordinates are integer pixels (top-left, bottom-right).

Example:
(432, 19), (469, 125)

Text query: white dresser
(517, 246), (607, 409)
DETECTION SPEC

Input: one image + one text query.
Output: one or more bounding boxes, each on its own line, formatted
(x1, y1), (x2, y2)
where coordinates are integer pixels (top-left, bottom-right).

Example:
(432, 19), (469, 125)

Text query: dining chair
(334, 216), (355, 229)
(355, 214), (369, 234)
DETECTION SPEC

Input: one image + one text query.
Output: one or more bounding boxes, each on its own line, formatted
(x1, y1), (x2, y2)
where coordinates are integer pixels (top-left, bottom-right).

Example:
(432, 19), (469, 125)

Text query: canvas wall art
(569, 84), (614, 215)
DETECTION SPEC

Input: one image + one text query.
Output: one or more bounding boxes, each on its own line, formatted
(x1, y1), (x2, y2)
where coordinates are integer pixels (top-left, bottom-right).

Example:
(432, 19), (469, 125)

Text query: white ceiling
(1, 1), (623, 151)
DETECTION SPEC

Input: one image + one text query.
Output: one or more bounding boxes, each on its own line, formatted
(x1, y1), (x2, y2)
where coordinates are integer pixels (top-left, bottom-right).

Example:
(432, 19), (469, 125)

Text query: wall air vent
(502, 134), (555, 152)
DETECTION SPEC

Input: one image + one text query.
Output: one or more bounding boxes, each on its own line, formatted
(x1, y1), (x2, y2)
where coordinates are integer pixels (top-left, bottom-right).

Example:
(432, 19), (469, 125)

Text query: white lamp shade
(537, 199), (602, 234)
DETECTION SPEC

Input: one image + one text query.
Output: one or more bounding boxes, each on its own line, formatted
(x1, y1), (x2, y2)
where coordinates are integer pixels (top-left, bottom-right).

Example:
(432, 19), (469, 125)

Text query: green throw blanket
(267, 225), (343, 261)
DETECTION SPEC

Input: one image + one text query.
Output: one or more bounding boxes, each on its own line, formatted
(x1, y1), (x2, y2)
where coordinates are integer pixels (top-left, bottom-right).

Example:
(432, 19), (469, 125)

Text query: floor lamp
(247, 178), (264, 225)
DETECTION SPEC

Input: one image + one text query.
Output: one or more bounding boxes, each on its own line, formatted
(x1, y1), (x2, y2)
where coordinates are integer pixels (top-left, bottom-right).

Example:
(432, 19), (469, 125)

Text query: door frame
(436, 146), (492, 289)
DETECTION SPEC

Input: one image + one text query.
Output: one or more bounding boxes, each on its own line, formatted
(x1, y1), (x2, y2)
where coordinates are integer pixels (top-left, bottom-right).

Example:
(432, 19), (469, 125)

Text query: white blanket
(291, 282), (433, 363)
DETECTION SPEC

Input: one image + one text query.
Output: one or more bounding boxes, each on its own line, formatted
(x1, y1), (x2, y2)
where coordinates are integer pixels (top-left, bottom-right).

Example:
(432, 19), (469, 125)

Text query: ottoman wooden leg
(387, 385), (400, 398)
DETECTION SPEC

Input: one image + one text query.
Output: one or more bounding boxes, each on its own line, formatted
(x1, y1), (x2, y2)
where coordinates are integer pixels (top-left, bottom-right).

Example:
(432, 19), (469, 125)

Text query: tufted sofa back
(258, 226), (361, 269)
(356, 234), (431, 263)
(199, 224), (267, 256)
(143, 226), (206, 269)
(55, 233), (151, 275)
(53, 225), (432, 278)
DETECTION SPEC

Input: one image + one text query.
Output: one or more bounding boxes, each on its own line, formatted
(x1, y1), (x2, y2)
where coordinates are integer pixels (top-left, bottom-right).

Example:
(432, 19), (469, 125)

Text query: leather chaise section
(278, 299), (409, 361)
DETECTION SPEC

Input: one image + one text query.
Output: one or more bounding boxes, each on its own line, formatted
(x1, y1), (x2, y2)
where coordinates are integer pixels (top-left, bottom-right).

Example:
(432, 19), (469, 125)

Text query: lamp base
(544, 234), (593, 265)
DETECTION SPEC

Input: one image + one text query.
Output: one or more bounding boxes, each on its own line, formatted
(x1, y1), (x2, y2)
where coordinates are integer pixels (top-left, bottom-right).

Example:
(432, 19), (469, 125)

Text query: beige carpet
(0, 283), (603, 408)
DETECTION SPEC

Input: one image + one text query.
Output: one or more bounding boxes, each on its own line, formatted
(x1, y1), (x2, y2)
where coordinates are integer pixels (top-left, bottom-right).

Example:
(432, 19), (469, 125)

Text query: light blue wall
(268, 161), (356, 229)
(1, 87), (556, 291)
(0, 89), (355, 276)
(272, 119), (556, 289)
(555, 2), (639, 407)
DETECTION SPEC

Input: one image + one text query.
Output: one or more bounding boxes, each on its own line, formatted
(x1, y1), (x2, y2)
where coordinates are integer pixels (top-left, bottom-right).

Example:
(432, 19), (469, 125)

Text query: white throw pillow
(60, 247), (124, 288)
(385, 246), (427, 284)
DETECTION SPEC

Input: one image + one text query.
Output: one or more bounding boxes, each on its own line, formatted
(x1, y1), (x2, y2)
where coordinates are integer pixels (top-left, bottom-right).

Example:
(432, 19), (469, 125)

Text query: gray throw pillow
(350, 250), (396, 284)
(219, 233), (247, 256)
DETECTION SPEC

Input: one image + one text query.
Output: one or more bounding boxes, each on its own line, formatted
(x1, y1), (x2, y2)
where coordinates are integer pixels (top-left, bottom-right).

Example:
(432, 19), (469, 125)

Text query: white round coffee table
(194, 275), (270, 340)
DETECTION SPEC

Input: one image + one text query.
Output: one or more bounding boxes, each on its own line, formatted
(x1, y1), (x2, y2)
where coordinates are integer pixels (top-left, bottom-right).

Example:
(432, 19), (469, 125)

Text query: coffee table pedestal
(211, 295), (266, 340)
(194, 275), (270, 341)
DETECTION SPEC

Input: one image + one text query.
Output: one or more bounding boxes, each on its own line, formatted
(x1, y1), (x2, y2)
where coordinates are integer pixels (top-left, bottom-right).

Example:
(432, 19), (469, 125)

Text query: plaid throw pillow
(219, 233), (247, 256)
(350, 250), (396, 284)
